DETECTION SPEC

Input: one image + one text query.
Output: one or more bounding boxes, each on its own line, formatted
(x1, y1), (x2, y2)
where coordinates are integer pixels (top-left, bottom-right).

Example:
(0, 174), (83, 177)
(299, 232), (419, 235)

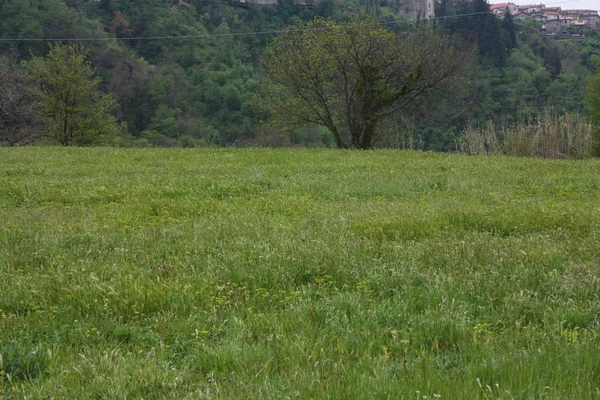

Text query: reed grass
(458, 114), (595, 159)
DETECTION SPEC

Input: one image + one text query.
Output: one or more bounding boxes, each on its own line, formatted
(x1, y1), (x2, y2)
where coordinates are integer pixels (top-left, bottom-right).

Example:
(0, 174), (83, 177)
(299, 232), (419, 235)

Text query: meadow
(1, 148), (599, 399)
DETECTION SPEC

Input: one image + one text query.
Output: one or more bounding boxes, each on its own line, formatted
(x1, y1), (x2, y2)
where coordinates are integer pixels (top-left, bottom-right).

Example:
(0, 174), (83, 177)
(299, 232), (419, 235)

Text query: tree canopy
(0, 0), (599, 149)
(0, 51), (37, 146)
(262, 17), (471, 149)
(27, 43), (118, 146)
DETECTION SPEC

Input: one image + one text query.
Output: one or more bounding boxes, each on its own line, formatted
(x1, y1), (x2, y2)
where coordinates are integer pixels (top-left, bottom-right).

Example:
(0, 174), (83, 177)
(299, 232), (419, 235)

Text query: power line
(0, 27), (343, 42)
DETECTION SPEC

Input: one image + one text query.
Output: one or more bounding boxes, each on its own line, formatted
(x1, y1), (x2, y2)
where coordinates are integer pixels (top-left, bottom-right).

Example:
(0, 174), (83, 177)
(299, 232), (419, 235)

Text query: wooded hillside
(1, 0), (599, 148)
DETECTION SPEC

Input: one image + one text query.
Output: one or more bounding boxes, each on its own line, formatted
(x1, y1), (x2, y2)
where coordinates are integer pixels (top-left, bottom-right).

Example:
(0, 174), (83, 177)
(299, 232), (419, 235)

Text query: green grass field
(1, 148), (599, 399)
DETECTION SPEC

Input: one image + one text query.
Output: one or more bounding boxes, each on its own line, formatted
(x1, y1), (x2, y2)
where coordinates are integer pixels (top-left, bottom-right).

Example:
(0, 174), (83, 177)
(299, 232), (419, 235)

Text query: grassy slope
(0, 148), (599, 399)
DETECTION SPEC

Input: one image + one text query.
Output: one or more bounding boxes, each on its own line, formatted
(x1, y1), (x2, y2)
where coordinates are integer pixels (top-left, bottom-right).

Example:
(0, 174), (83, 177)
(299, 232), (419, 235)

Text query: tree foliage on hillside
(27, 44), (118, 146)
(0, 0), (599, 148)
(0, 51), (37, 146)
(262, 17), (471, 149)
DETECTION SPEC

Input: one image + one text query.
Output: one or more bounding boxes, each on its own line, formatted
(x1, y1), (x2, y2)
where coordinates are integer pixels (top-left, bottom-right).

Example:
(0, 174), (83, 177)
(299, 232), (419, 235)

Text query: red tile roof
(490, 3), (509, 10)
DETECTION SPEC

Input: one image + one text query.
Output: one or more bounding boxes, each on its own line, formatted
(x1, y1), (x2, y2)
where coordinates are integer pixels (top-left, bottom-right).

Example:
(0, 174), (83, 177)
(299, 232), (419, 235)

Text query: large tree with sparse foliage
(262, 17), (471, 149)
(27, 43), (118, 146)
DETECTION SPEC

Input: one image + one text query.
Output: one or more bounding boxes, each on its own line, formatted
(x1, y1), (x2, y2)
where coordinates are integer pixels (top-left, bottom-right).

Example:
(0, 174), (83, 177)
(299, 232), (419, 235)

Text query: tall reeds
(458, 114), (595, 159)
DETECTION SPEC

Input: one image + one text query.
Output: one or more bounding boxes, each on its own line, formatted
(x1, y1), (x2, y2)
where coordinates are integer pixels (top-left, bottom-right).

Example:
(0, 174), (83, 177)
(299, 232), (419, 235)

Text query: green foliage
(503, 11), (517, 52)
(262, 16), (470, 149)
(26, 43), (119, 146)
(1, 148), (600, 397)
(0, 0), (599, 148)
(0, 0), (106, 56)
(0, 51), (37, 146)
(436, 0), (510, 66)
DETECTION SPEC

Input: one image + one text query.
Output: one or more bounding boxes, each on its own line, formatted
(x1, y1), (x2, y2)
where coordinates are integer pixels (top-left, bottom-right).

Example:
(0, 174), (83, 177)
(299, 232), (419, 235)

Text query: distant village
(490, 3), (600, 33)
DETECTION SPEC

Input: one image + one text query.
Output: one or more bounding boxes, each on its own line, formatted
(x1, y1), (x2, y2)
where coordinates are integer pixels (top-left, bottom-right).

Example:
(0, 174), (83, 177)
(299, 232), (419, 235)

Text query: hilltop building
(490, 2), (600, 33)
(395, 0), (435, 19)
(490, 3), (519, 14)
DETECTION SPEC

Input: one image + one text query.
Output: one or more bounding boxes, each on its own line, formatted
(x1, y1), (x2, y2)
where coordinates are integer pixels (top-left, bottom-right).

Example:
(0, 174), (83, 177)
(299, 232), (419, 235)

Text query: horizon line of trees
(0, 0), (599, 151)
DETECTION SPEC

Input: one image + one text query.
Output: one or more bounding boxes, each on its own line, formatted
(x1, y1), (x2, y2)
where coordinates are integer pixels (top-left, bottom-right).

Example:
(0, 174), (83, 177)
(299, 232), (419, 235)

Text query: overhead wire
(0, 27), (340, 42)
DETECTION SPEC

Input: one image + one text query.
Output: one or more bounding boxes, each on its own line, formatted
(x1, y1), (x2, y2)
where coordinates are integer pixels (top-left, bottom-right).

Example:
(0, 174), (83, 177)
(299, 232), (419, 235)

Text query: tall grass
(1, 148), (599, 398)
(458, 114), (595, 158)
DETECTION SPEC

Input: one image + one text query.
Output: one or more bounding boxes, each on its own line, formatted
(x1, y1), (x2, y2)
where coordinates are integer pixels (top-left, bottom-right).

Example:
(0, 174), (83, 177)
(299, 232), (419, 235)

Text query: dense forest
(1, 0), (599, 149)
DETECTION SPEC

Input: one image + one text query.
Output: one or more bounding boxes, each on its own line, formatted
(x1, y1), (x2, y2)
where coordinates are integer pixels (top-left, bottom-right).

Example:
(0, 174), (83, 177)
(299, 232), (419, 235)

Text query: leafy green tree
(543, 45), (562, 79)
(262, 17), (471, 149)
(27, 43), (118, 146)
(480, 14), (508, 67)
(503, 11), (517, 52)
